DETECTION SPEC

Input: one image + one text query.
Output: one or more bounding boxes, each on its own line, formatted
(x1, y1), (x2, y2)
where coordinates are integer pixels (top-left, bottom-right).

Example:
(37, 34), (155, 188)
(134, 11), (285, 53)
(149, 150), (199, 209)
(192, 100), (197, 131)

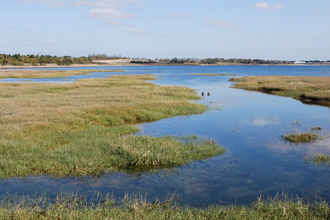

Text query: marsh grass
(0, 192), (328, 219)
(229, 76), (330, 106)
(281, 126), (323, 143)
(190, 73), (236, 76)
(305, 153), (330, 166)
(0, 72), (223, 178)
(0, 69), (123, 79)
(281, 132), (319, 143)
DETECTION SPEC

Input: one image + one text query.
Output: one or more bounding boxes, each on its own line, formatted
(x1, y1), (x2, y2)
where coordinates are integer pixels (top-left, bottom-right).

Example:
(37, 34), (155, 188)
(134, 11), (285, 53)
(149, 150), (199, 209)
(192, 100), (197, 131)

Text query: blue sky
(1, 0), (329, 60)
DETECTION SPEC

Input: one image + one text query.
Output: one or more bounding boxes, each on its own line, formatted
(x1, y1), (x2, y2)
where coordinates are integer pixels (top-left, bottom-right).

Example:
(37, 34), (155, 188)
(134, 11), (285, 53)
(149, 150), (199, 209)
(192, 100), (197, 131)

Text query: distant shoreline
(0, 61), (329, 69)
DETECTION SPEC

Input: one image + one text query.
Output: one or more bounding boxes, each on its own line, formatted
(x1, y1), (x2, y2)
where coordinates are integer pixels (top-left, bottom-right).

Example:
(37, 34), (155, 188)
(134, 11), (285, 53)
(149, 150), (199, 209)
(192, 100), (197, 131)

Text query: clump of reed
(281, 126), (322, 143)
(229, 76), (330, 106)
(281, 132), (319, 143)
(0, 72), (223, 178)
(305, 153), (330, 166)
(0, 192), (328, 219)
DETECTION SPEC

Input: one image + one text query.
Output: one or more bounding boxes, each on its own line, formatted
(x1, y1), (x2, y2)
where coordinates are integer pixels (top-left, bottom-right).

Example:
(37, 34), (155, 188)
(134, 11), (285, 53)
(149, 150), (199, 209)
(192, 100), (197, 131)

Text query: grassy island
(0, 70), (224, 178)
(229, 76), (330, 106)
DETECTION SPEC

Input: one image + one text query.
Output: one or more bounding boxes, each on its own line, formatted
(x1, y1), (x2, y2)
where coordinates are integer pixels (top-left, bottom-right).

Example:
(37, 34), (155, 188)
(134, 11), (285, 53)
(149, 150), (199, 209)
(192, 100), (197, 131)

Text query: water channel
(1, 65), (330, 206)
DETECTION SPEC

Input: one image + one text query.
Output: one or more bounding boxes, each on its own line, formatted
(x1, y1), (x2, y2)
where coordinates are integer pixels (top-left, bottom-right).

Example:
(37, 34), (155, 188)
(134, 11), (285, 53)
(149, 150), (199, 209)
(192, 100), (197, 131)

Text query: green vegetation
(200, 57), (293, 65)
(229, 76), (330, 106)
(189, 73), (237, 76)
(281, 132), (319, 143)
(130, 60), (157, 64)
(0, 72), (223, 178)
(0, 54), (92, 66)
(0, 69), (123, 79)
(281, 127), (322, 143)
(0, 193), (328, 219)
(305, 153), (330, 166)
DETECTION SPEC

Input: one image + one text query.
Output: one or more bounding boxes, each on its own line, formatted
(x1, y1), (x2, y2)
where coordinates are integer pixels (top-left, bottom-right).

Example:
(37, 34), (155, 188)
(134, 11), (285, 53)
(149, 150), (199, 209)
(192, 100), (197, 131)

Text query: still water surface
(1, 65), (330, 205)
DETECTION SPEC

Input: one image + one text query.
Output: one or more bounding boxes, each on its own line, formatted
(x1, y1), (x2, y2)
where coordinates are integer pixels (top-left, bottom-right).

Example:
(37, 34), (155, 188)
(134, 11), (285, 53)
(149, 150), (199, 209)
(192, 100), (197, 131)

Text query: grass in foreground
(190, 73), (236, 76)
(229, 76), (330, 106)
(0, 193), (329, 220)
(0, 72), (223, 178)
(0, 69), (123, 79)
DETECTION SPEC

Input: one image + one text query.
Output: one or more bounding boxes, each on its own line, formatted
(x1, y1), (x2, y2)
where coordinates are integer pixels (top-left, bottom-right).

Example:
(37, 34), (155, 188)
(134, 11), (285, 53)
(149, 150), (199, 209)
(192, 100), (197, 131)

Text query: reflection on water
(1, 65), (330, 205)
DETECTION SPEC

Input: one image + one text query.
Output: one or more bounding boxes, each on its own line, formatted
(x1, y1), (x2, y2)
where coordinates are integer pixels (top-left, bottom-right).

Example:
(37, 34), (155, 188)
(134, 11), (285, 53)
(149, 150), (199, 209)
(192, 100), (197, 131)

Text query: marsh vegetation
(281, 132), (320, 143)
(0, 193), (329, 220)
(229, 76), (330, 106)
(0, 72), (223, 178)
(1, 66), (330, 218)
(0, 69), (123, 79)
(305, 153), (330, 166)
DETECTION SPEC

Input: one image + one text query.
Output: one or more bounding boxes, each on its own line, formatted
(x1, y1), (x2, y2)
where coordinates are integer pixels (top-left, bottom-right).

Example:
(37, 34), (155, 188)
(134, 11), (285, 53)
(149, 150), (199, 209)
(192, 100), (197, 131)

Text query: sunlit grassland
(0, 193), (328, 220)
(0, 73), (224, 178)
(229, 76), (330, 106)
(0, 69), (123, 79)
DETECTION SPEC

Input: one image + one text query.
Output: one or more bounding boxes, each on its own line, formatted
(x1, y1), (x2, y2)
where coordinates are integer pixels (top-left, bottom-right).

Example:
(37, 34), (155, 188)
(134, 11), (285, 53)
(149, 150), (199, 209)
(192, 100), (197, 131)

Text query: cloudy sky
(1, 0), (329, 60)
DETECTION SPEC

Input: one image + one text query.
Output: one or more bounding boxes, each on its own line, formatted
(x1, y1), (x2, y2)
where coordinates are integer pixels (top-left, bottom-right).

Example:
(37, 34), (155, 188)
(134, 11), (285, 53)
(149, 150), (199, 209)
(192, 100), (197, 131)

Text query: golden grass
(0, 69), (123, 79)
(229, 76), (330, 106)
(0, 72), (224, 178)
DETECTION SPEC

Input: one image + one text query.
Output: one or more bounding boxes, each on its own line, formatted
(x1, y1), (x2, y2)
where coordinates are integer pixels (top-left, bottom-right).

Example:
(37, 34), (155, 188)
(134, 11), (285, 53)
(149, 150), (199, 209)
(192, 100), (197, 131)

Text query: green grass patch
(281, 132), (319, 143)
(0, 193), (328, 220)
(0, 72), (223, 178)
(229, 76), (330, 107)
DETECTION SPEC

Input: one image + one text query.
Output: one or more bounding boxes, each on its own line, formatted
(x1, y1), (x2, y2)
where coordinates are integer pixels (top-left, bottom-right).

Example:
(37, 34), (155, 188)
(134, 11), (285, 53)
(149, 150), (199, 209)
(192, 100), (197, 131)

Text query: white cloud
(74, 0), (143, 8)
(205, 19), (240, 30)
(91, 0), (123, 8)
(87, 8), (134, 19)
(255, 2), (283, 9)
(123, 28), (147, 34)
(76, 0), (143, 24)
(20, 0), (49, 2)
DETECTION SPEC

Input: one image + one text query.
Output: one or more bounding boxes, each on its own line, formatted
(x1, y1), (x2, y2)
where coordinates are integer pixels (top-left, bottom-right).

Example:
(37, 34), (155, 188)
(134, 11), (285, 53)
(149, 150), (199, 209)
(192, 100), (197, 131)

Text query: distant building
(294, 60), (306, 64)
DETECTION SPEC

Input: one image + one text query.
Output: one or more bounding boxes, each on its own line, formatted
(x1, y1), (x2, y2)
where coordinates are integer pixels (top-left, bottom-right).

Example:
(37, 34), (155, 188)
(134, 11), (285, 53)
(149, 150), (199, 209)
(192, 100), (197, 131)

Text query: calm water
(1, 65), (330, 205)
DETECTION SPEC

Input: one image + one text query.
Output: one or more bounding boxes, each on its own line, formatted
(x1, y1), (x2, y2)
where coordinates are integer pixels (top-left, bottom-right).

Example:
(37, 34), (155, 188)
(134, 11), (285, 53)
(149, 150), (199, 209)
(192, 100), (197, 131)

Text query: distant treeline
(0, 54), (92, 66)
(163, 58), (329, 65)
(200, 58), (294, 64)
(130, 60), (156, 64)
(89, 53), (129, 60)
(1, 53), (328, 66)
(138, 58), (296, 65)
